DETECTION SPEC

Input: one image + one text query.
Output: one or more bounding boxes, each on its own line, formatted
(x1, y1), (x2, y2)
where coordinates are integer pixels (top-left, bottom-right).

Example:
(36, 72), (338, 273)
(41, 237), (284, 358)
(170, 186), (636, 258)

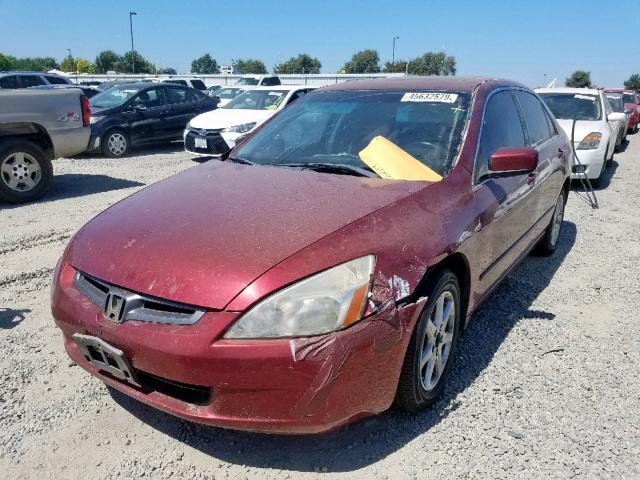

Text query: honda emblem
(104, 293), (126, 323)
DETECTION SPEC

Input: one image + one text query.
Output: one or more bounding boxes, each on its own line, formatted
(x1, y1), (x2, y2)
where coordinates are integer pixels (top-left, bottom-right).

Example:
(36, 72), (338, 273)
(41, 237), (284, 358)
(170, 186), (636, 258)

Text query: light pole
(129, 11), (137, 73)
(392, 35), (400, 64)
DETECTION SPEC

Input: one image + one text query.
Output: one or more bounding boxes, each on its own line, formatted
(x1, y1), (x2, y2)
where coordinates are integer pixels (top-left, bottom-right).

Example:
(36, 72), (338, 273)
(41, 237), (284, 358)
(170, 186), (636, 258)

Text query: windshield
(90, 86), (140, 108)
(232, 89), (471, 178)
(623, 93), (635, 105)
(539, 93), (602, 121)
(606, 94), (624, 113)
(215, 87), (241, 99)
(224, 90), (287, 110)
(235, 77), (259, 86)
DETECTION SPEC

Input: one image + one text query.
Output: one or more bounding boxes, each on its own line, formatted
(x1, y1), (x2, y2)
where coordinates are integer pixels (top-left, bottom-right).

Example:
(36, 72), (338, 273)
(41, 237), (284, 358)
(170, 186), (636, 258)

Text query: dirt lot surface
(1, 140), (639, 479)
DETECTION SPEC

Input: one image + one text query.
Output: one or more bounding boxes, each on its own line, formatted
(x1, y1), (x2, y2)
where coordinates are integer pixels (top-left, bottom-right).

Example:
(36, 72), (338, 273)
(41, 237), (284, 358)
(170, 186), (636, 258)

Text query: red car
(52, 77), (571, 434)
(605, 88), (639, 133)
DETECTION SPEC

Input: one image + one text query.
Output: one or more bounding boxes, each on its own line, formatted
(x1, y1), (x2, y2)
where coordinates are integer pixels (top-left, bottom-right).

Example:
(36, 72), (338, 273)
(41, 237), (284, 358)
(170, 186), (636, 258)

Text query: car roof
(318, 76), (522, 93)
(605, 88), (636, 94)
(536, 87), (601, 95)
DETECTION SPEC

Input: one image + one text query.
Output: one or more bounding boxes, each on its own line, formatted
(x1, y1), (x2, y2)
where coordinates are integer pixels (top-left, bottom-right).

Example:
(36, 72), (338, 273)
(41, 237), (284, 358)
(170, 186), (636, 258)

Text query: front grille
(104, 368), (211, 405)
(74, 271), (206, 325)
(185, 129), (230, 155)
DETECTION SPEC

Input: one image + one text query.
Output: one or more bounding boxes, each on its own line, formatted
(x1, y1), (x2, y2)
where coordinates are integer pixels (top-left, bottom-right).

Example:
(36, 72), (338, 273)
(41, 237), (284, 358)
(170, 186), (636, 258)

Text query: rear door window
(0, 75), (19, 88)
(476, 90), (526, 182)
(190, 80), (206, 90)
(166, 87), (190, 104)
(20, 75), (46, 87)
(514, 90), (552, 147)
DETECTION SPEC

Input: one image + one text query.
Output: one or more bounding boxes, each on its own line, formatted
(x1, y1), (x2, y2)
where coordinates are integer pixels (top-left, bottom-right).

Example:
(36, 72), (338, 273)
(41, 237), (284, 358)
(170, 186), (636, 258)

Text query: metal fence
(67, 73), (405, 87)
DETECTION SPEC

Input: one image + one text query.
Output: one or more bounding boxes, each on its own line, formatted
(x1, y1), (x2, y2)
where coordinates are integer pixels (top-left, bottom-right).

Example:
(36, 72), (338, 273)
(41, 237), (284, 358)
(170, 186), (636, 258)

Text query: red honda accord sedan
(52, 77), (571, 434)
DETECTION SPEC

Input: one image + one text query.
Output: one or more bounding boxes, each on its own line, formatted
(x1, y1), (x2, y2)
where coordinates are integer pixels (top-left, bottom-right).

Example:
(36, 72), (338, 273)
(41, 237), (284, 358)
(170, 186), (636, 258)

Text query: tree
(191, 53), (219, 74)
(274, 54), (321, 74)
(95, 50), (121, 73)
(74, 58), (96, 74)
(406, 51), (456, 76)
(624, 74), (640, 93)
(565, 70), (592, 88)
(235, 59), (267, 74)
(0, 53), (14, 70)
(342, 49), (381, 73)
(113, 51), (155, 74)
(60, 54), (75, 72)
(383, 60), (408, 73)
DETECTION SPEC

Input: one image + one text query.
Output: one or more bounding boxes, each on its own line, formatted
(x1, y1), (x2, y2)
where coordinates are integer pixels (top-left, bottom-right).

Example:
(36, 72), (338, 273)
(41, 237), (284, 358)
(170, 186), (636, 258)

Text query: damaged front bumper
(52, 261), (426, 434)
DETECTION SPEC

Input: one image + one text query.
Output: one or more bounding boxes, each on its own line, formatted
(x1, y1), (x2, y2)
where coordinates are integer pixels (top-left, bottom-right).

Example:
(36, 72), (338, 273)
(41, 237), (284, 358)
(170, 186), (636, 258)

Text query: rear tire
(395, 269), (461, 411)
(102, 129), (130, 158)
(533, 189), (566, 256)
(0, 139), (53, 204)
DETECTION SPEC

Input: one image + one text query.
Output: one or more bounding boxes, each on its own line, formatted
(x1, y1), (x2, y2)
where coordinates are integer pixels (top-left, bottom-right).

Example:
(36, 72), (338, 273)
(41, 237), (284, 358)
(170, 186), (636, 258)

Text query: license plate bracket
(195, 137), (207, 149)
(72, 333), (138, 385)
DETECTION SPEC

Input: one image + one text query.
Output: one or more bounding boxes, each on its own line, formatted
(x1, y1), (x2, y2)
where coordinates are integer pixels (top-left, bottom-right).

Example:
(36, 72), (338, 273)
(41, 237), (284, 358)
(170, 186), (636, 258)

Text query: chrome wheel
(0, 151), (42, 192)
(107, 133), (127, 156)
(419, 291), (455, 391)
(550, 193), (565, 247)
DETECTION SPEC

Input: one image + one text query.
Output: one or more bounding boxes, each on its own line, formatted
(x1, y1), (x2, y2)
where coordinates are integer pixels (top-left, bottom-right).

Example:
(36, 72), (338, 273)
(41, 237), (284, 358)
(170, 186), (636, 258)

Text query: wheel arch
(0, 122), (54, 159)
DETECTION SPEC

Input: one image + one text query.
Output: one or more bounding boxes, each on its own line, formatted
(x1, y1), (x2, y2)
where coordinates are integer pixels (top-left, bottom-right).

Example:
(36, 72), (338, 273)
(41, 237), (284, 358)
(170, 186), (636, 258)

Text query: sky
(2, 0), (639, 88)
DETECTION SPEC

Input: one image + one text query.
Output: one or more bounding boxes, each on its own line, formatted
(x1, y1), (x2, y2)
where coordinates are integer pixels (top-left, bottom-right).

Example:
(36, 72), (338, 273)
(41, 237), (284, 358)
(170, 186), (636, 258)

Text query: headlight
(224, 255), (375, 339)
(222, 122), (257, 134)
(576, 132), (601, 150)
(89, 116), (104, 124)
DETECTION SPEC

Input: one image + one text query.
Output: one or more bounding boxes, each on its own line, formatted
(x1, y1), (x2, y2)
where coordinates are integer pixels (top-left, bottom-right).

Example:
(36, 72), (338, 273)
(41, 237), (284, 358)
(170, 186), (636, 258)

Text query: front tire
(0, 139), (53, 203)
(395, 269), (461, 411)
(102, 129), (130, 158)
(533, 189), (566, 256)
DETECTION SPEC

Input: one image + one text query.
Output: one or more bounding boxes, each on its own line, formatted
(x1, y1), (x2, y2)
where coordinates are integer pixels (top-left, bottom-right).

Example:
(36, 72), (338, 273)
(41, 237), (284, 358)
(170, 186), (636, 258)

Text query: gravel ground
(1, 139), (639, 480)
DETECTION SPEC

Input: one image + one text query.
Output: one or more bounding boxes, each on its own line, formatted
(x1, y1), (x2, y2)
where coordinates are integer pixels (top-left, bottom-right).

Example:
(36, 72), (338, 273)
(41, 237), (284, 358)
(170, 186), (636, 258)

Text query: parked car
(206, 85), (222, 97)
(0, 88), (90, 202)
(97, 79), (153, 91)
(234, 75), (281, 86)
(536, 87), (624, 184)
(184, 86), (313, 156)
(605, 89), (639, 133)
(52, 77), (571, 434)
(604, 92), (628, 144)
(209, 86), (251, 107)
(88, 82), (218, 157)
(0, 71), (72, 89)
(162, 78), (208, 91)
(29, 83), (100, 98)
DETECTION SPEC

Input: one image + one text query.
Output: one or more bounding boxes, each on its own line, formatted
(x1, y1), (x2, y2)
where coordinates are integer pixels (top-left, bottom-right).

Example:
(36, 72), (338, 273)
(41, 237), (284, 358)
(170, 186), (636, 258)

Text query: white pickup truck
(0, 88), (91, 203)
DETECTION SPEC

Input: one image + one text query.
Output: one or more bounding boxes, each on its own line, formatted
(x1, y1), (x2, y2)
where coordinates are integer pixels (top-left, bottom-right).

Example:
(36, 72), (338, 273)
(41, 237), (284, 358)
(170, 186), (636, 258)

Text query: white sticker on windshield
(574, 94), (596, 101)
(401, 92), (458, 103)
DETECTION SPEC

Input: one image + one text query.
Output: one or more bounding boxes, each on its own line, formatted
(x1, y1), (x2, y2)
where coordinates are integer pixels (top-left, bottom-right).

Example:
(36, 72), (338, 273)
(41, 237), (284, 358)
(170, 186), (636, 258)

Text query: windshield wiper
(226, 155), (254, 165)
(277, 162), (378, 178)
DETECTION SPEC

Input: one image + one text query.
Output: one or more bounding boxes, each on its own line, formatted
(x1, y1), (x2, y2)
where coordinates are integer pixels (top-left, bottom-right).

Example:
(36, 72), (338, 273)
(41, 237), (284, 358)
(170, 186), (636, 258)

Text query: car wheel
(102, 129), (129, 158)
(0, 139), (53, 204)
(533, 189), (566, 256)
(395, 269), (461, 411)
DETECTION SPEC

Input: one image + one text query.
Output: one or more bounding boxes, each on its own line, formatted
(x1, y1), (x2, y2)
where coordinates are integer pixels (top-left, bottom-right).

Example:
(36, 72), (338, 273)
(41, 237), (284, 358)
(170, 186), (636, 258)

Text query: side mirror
(624, 108), (633, 115)
(134, 104), (147, 112)
(489, 148), (538, 176)
(608, 112), (626, 122)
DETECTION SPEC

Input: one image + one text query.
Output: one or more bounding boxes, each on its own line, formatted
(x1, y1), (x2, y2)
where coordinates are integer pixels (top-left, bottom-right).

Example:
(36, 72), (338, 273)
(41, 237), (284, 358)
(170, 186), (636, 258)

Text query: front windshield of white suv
(224, 90), (287, 110)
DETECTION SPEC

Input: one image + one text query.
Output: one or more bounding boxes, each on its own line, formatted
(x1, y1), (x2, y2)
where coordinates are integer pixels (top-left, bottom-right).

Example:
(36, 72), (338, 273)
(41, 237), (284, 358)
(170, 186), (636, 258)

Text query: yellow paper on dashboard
(359, 136), (443, 182)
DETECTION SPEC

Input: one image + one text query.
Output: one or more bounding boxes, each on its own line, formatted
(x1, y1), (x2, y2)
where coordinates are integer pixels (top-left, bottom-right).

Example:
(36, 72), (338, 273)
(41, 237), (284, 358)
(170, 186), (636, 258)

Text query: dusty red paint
(605, 88), (639, 131)
(52, 77), (571, 434)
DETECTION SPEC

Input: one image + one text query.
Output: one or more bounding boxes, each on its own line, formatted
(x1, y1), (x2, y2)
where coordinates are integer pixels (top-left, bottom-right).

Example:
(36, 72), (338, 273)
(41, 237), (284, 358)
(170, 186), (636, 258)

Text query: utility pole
(129, 11), (137, 73)
(392, 35), (400, 64)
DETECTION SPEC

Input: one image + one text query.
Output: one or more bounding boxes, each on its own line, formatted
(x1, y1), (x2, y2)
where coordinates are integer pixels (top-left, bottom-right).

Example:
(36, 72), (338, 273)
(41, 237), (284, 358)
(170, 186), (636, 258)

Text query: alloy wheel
(419, 291), (456, 391)
(0, 151), (42, 192)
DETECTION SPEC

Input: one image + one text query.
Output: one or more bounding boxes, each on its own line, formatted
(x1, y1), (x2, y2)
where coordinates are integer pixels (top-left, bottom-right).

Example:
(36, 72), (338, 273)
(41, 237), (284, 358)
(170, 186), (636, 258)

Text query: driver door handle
(527, 172), (537, 185)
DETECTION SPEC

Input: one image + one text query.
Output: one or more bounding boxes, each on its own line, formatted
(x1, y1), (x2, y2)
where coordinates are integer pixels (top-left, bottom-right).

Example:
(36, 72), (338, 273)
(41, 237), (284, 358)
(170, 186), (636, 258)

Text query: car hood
(556, 119), (608, 143)
(190, 108), (273, 129)
(68, 162), (428, 310)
